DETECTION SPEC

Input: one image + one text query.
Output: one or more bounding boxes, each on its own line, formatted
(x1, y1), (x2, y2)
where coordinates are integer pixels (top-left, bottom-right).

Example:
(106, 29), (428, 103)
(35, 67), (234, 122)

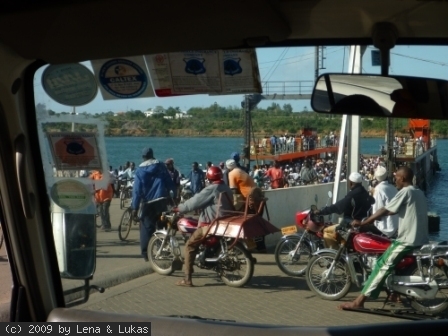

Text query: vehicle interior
(1, 0), (448, 334)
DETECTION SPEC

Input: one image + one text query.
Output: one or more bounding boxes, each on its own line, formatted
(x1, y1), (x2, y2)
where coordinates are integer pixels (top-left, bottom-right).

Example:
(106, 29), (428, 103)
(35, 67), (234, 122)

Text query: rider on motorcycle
(173, 166), (234, 287)
(338, 166), (429, 310)
(314, 172), (375, 249)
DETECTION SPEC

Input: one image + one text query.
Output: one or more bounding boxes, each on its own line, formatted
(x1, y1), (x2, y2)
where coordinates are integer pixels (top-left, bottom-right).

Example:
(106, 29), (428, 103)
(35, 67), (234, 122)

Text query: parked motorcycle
(179, 179), (192, 203)
(275, 191), (333, 276)
(147, 209), (256, 288)
(305, 199), (448, 314)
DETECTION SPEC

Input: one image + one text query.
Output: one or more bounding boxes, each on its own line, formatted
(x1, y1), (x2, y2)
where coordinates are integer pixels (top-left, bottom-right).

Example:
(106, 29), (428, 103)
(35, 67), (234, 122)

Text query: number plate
(281, 225), (297, 235)
(245, 238), (257, 250)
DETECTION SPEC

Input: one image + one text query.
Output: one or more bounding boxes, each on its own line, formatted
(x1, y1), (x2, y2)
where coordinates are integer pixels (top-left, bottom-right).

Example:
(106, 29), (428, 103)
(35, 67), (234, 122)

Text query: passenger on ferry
(314, 172), (375, 249)
(264, 160), (285, 189)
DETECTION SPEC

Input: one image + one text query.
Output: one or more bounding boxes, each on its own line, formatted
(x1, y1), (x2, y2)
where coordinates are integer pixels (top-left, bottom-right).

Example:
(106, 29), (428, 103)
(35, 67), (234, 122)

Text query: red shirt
(265, 167), (284, 189)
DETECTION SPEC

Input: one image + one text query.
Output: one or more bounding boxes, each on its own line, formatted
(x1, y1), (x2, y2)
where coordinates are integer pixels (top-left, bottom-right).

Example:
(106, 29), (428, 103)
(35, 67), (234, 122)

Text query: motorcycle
(147, 209), (256, 288)
(305, 199), (448, 314)
(179, 179), (193, 203)
(275, 191), (333, 276)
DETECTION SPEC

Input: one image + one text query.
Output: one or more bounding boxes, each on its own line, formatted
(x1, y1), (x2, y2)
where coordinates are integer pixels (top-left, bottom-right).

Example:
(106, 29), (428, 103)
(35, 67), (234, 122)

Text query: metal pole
(71, 106), (76, 132)
(244, 95), (251, 170)
(381, 50), (394, 180)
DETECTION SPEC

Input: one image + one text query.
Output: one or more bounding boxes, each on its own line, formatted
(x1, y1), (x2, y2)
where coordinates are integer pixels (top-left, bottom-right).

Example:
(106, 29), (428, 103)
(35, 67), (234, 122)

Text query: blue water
(105, 137), (448, 240)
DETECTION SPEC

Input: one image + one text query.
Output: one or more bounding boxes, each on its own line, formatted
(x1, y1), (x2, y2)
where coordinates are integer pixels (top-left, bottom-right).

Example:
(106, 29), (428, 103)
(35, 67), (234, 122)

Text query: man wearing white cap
(366, 166), (398, 238)
(314, 172), (375, 249)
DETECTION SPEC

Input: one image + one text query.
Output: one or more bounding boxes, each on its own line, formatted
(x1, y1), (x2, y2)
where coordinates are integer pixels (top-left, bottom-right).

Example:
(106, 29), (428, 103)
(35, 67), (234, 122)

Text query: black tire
(219, 242), (254, 287)
(407, 263), (448, 314)
(95, 214), (101, 228)
(306, 252), (351, 301)
(274, 235), (312, 277)
(120, 190), (126, 209)
(148, 235), (175, 275)
(118, 208), (133, 241)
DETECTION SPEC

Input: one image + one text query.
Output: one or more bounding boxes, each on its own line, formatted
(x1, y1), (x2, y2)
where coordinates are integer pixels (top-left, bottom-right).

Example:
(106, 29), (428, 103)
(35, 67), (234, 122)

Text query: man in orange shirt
(226, 159), (255, 210)
(264, 161), (284, 189)
(90, 170), (115, 232)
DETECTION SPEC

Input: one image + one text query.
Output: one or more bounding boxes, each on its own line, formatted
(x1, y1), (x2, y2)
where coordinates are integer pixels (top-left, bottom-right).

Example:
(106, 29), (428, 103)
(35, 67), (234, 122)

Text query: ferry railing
(250, 137), (339, 157)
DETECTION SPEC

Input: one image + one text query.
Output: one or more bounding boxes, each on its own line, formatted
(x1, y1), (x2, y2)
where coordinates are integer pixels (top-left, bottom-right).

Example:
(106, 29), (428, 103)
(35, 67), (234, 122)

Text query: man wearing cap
(314, 172), (375, 249)
(230, 152), (249, 173)
(132, 147), (175, 262)
(366, 166), (398, 238)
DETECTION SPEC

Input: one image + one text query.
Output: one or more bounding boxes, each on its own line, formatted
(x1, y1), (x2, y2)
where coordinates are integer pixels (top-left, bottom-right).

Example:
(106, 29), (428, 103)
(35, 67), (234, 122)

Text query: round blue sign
(98, 59), (148, 98)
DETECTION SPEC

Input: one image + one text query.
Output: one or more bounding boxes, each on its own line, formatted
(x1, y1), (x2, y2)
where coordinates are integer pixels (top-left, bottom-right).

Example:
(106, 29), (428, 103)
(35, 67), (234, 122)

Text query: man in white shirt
(369, 166), (398, 238)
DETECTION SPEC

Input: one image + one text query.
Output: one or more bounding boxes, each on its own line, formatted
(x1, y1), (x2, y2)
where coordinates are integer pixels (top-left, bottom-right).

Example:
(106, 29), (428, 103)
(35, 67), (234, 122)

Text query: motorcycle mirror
(327, 191), (333, 198)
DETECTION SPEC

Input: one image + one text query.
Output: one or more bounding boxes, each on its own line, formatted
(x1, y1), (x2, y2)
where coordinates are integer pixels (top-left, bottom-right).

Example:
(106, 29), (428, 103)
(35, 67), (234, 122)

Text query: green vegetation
(37, 102), (448, 138)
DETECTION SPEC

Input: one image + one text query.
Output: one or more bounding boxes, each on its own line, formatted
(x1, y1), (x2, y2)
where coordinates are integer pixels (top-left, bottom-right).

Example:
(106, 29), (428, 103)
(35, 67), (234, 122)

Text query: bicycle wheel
(118, 208), (133, 241)
(95, 214), (101, 228)
(120, 190), (126, 209)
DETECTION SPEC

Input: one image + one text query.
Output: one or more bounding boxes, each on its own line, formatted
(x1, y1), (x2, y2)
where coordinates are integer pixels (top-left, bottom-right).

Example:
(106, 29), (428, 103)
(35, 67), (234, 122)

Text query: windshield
(16, 45), (448, 325)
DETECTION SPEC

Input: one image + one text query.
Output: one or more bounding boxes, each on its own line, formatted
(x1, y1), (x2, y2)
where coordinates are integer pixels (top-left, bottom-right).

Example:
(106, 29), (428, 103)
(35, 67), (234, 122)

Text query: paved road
(77, 250), (409, 327)
(0, 198), (429, 326)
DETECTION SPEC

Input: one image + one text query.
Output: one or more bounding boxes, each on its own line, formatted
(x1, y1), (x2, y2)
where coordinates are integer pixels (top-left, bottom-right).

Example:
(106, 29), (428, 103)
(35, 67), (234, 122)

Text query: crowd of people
(87, 144), (431, 311)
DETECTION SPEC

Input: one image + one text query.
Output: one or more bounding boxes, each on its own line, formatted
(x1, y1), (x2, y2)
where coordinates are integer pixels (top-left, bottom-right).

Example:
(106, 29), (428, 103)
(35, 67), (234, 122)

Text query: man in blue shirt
(186, 162), (205, 195)
(132, 147), (175, 262)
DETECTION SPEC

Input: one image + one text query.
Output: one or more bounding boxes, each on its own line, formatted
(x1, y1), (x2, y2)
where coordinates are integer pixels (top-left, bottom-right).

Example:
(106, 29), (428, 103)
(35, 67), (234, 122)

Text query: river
(105, 137), (448, 241)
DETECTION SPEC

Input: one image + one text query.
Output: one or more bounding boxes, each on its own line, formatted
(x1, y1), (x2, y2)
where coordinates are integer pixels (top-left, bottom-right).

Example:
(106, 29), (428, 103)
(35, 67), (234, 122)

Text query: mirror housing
(312, 73), (448, 120)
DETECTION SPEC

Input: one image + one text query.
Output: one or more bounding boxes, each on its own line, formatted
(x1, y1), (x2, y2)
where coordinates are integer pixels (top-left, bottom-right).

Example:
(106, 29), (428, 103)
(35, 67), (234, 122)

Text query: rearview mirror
(311, 73), (448, 120)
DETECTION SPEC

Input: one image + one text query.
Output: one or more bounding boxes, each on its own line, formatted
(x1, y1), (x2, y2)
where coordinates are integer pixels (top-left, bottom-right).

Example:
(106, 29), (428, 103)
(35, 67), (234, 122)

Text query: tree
(283, 104), (293, 114)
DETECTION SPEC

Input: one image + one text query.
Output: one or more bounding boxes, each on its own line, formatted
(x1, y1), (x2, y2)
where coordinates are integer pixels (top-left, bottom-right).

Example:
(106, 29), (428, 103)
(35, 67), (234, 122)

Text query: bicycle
(119, 179), (134, 209)
(118, 197), (169, 241)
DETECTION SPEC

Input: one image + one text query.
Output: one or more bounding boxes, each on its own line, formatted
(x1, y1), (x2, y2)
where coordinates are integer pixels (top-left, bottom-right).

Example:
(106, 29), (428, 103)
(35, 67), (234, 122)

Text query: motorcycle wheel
(306, 252), (351, 301)
(274, 235), (312, 277)
(148, 235), (175, 275)
(118, 208), (133, 241)
(219, 242), (254, 288)
(407, 264), (448, 314)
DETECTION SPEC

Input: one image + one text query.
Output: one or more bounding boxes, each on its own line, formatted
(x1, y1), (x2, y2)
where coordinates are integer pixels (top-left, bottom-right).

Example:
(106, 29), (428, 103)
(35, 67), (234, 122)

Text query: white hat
(226, 159), (236, 170)
(374, 166), (388, 181)
(349, 172), (362, 183)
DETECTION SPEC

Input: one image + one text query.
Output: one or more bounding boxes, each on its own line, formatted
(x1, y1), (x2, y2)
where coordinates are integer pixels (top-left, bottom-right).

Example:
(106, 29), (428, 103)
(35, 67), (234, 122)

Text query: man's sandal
(175, 279), (194, 287)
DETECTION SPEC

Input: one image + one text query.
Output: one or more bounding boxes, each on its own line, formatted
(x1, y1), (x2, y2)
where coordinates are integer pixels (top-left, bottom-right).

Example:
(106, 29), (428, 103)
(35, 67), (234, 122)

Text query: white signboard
(42, 63), (98, 106)
(91, 56), (155, 99)
(144, 49), (261, 97)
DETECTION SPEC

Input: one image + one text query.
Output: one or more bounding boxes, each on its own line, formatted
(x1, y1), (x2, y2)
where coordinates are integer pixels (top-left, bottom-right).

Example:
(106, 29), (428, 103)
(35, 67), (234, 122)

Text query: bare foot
(337, 301), (364, 310)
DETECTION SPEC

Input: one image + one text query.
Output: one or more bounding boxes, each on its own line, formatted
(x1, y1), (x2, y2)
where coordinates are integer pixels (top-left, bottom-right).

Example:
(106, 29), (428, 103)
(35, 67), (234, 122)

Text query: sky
(33, 45), (448, 114)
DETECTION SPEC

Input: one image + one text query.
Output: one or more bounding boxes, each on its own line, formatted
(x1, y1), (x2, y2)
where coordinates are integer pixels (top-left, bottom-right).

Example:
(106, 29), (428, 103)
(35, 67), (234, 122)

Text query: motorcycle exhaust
(205, 253), (227, 263)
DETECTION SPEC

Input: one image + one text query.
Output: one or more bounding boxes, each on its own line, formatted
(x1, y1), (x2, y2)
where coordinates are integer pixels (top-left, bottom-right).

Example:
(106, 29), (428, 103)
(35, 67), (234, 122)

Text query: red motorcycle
(147, 210), (257, 287)
(275, 192), (333, 276)
(305, 210), (448, 314)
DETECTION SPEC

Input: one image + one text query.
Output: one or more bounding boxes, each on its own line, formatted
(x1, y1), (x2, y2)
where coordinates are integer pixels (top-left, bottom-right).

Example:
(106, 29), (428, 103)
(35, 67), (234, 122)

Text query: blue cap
(142, 147), (153, 158)
(230, 152), (240, 161)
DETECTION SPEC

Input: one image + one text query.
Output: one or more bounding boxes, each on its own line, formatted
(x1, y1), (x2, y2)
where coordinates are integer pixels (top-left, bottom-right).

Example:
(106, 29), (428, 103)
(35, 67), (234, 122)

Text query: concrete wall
(262, 180), (369, 248)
